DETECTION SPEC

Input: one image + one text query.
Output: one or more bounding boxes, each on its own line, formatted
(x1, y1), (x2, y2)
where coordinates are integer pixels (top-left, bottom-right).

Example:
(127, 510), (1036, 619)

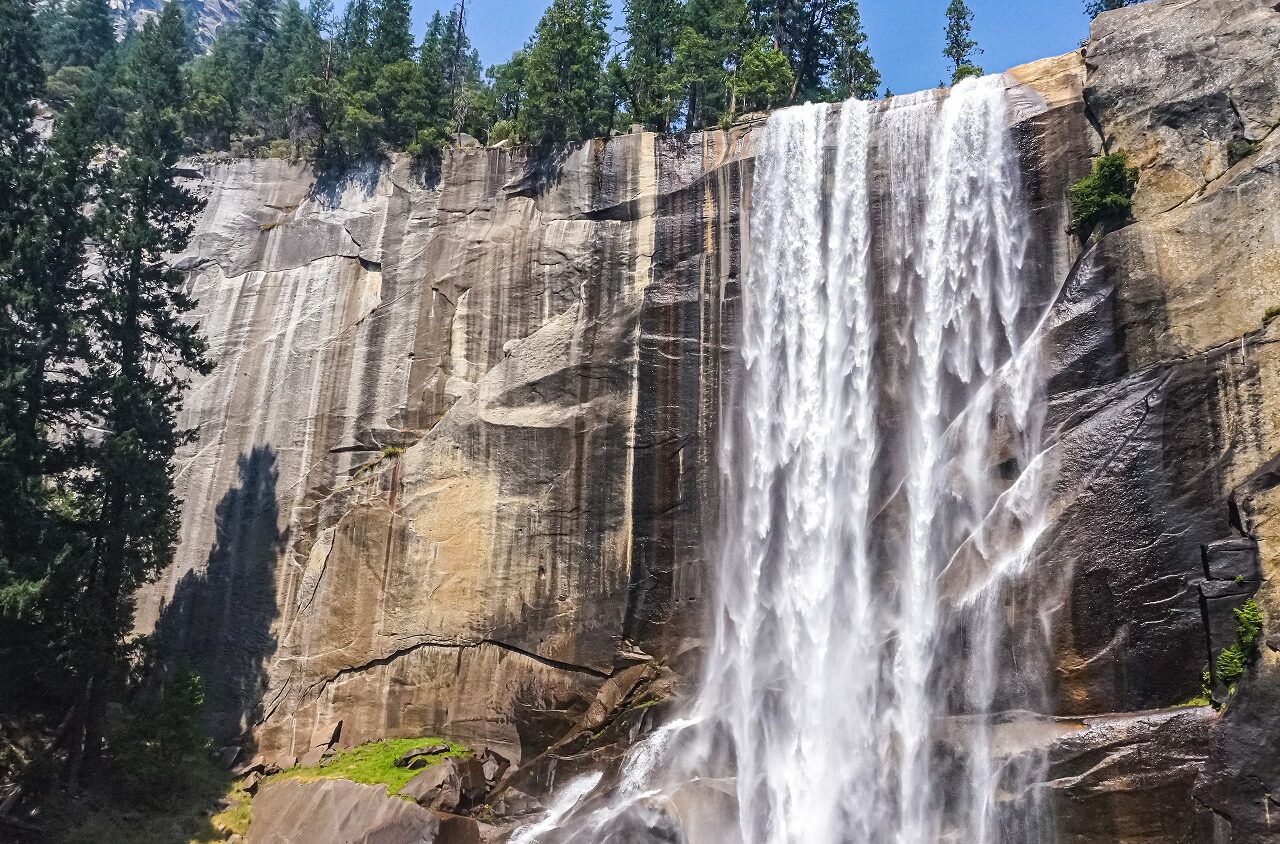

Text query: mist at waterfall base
(518, 75), (1058, 844)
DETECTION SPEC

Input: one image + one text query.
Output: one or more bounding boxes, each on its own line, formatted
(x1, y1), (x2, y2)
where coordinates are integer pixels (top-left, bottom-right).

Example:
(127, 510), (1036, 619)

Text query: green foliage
(745, 1), (876, 102)
(830, 1), (880, 101)
(734, 38), (795, 112)
(520, 0), (613, 144)
(944, 0), (982, 84)
(1235, 599), (1263, 652)
(1263, 305), (1280, 325)
(1085, 0), (1141, 20)
(673, 0), (747, 130)
(1211, 600), (1264, 691)
(617, 0), (684, 130)
(110, 670), (211, 805)
(1069, 152), (1139, 234)
(1228, 138), (1261, 167)
(40, 0), (115, 73)
(1216, 643), (1246, 685)
(271, 737), (470, 796)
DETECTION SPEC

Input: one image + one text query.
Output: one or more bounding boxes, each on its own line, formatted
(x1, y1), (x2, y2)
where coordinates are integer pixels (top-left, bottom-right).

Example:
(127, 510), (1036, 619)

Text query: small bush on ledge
(1069, 152), (1139, 236)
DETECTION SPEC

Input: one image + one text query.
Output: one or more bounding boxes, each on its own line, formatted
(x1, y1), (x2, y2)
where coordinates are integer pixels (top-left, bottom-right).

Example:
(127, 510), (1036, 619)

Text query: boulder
(400, 757), (488, 813)
(472, 746), (510, 784)
(394, 742), (450, 769)
(247, 779), (438, 844)
(401, 761), (461, 813)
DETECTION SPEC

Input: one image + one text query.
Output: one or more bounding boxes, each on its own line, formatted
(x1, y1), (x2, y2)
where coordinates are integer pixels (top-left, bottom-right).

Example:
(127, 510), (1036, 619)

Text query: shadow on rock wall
(154, 446), (288, 746)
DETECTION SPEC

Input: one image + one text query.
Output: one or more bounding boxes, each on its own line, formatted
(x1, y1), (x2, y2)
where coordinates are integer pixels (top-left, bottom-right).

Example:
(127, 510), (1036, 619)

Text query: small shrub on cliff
(1213, 600), (1264, 689)
(1216, 644), (1247, 685)
(1235, 599), (1263, 652)
(1069, 152), (1139, 235)
(1228, 138), (1261, 167)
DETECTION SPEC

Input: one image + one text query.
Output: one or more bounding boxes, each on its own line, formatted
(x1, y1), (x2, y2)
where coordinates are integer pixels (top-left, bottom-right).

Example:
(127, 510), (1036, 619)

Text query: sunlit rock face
(136, 0), (1280, 839)
(109, 0), (240, 46)
(140, 132), (750, 765)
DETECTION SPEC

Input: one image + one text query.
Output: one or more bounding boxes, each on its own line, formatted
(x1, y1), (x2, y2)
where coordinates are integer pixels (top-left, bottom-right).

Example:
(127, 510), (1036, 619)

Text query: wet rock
(1039, 708), (1214, 843)
(490, 787), (542, 818)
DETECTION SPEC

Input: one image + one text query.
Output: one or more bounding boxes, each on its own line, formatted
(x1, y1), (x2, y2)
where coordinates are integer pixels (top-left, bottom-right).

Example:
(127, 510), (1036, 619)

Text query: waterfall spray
(525, 75), (1054, 844)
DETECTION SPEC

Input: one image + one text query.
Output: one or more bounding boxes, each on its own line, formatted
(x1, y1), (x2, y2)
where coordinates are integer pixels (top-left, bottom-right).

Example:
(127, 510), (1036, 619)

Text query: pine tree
(0, 0), (47, 649)
(42, 0), (116, 72)
(618, 0), (683, 130)
(1085, 0), (1140, 19)
(734, 37), (793, 112)
(830, 0), (879, 100)
(68, 0), (210, 778)
(485, 50), (526, 141)
(521, 0), (613, 144)
(0, 89), (101, 714)
(944, 0), (982, 84)
(674, 0), (747, 129)
(184, 28), (245, 149)
(238, 0), (280, 75)
(368, 0), (413, 66)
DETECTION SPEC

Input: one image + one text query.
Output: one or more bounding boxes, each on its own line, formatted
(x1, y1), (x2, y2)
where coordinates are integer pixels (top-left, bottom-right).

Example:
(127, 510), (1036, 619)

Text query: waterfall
(528, 75), (1053, 844)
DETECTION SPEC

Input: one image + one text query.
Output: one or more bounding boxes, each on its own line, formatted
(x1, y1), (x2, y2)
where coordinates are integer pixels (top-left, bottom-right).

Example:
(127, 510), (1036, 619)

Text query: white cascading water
(527, 75), (1053, 844)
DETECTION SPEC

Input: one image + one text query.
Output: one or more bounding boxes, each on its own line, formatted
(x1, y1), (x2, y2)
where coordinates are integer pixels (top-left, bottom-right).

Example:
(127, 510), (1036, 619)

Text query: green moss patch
(268, 737), (469, 797)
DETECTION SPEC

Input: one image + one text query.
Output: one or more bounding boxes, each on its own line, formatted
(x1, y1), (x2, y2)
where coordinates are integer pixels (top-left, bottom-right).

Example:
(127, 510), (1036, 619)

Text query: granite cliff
(138, 0), (1280, 839)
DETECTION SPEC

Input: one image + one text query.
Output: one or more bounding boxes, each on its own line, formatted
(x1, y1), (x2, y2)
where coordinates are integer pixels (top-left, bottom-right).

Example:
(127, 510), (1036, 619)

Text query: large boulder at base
(247, 779), (439, 844)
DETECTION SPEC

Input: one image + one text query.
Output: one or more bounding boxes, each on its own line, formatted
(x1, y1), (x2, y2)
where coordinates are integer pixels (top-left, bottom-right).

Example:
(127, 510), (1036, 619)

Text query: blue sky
(410, 0), (1095, 97)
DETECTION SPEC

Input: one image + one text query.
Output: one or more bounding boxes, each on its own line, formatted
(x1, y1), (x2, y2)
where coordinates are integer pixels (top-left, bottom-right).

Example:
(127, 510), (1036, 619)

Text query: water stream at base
(524, 75), (1054, 844)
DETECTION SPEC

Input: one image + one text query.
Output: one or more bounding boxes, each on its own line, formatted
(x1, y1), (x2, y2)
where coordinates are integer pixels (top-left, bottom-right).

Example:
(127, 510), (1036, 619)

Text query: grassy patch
(1263, 305), (1280, 325)
(1175, 694), (1212, 708)
(1069, 152), (1139, 235)
(208, 783), (252, 840)
(268, 737), (469, 797)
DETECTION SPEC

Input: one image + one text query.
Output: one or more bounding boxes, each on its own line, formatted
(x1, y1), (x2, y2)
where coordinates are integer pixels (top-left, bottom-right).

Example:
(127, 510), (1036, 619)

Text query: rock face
(110, 0), (239, 46)
(246, 779), (439, 844)
(141, 0), (1280, 839)
(143, 130), (745, 765)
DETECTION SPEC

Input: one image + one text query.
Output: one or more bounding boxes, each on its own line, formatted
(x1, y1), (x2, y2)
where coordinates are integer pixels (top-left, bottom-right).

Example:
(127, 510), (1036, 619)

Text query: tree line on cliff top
(20, 0), (980, 160)
(28, 0), (1146, 159)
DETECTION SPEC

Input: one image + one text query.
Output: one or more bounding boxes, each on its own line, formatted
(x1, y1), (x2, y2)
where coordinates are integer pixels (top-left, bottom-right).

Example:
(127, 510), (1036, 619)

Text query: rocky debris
(498, 661), (680, 801)
(400, 757), (487, 813)
(298, 721), (343, 768)
(488, 787), (542, 818)
(232, 755), (280, 778)
(393, 742), (450, 769)
(472, 746), (510, 784)
(246, 779), (439, 844)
